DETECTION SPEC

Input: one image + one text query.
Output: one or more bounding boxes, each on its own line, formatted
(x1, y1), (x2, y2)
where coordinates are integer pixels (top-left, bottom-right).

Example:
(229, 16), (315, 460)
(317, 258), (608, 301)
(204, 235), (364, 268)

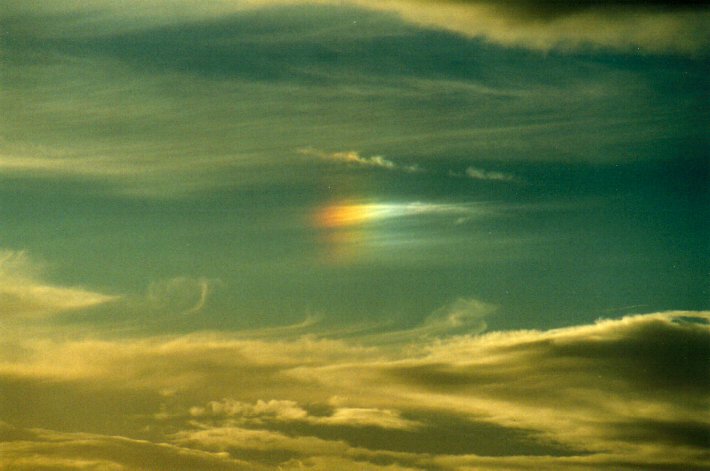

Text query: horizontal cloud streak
(4, 0), (708, 54)
(190, 398), (420, 430)
(299, 148), (421, 173)
(462, 166), (517, 182)
(353, 0), (710, 54)
(0, 250), (118, 318)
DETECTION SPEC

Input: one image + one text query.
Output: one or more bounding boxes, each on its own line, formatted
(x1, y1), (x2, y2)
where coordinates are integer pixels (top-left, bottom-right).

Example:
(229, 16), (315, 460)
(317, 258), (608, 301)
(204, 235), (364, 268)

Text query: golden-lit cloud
(190, 398), (420, 430)
(0, 311), (707, 469)
(351, 0), (710, 54)
(0, 250), (118, 318)
(0, 424), (256, 471)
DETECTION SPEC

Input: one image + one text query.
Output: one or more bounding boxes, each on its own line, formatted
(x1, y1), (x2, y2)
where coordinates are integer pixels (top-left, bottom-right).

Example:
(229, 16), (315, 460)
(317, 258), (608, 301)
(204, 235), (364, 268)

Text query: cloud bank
(1, 310), (707, 469)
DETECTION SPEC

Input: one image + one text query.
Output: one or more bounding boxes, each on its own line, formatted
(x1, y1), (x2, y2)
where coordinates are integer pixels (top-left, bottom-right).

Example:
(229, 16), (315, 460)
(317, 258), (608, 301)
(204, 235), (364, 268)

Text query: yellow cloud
(0, 250), (118, 318)
(351, 0), (710, 55)
(0, 311), (707, 469)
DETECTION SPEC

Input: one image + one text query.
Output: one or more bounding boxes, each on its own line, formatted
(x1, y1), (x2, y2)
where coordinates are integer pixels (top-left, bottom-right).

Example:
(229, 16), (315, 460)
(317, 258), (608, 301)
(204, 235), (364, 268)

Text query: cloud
(0, 311), (708, 469)
(0, 425), (256, 471)
(145, 277), (215, 315)
(356, 298), (494, 346)
(173, 425), (349, 456)
(5, 0), (707, 54)
(190, 398), (420, 430)
(299, 148), (421, 173)
(0, 250), (118, 318)
(314, 202), (490, 229)
(352, 0), (710, 54)
(463, 166), (517, 182)
(422, 298), (493, 335)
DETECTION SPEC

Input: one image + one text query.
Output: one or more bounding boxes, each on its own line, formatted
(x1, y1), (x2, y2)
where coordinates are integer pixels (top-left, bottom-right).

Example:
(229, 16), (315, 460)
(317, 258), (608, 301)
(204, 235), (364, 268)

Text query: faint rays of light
(315, 203), (400, 228)
(312, 201), (485, 263)
(314, 202), (481, 229)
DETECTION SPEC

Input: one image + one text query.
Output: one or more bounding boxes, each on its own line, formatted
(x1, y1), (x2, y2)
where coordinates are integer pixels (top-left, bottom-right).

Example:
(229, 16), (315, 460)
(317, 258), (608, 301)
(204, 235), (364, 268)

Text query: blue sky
(1, 1), (708, 469)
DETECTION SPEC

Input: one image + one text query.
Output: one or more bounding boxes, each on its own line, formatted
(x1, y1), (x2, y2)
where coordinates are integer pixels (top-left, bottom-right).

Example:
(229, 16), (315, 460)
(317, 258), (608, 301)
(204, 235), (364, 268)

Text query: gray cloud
(462, 166), (517, 182)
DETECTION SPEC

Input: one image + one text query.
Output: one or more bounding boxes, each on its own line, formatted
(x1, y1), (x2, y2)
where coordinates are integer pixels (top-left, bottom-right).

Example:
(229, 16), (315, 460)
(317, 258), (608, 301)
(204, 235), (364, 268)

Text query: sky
(0, 1), (709, 469)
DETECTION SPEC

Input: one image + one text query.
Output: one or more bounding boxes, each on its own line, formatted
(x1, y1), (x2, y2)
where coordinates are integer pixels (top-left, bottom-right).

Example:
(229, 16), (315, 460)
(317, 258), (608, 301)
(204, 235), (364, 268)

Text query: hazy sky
(1, 1), (709, 469)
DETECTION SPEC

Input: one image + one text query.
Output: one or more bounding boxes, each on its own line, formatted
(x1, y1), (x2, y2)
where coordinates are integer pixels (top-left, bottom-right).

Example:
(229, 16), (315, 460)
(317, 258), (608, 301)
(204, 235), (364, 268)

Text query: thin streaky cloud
(464, 166), (518, 182)
(299, 148), (422, 173)
(0, 250), (119, 318)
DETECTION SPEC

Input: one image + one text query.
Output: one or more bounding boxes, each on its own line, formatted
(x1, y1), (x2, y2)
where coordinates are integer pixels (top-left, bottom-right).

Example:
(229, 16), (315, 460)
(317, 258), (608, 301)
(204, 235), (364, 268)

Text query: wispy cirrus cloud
(0, 250), (118, 318)
(4, 0), (708, 54)
(299, 148), (421, 173)
(146, 277), (215, 316)
(464, 166), (517, 182)
(352, 0), (710, 55)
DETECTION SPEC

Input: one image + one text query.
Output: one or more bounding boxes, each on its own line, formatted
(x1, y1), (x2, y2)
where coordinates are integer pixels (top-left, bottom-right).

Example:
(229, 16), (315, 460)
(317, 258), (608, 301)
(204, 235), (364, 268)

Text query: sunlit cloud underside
(1, 309), (708, 470)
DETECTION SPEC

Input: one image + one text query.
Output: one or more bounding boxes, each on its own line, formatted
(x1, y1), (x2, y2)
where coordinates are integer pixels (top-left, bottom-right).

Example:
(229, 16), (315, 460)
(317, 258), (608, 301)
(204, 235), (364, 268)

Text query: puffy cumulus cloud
(0, 250), (118, 318)
(0, 311), (708, 469)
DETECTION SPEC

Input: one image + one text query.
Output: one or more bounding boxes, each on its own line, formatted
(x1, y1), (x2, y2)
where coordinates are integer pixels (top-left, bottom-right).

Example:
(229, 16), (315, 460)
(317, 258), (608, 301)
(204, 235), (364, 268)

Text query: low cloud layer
(1, 310), (707, 469)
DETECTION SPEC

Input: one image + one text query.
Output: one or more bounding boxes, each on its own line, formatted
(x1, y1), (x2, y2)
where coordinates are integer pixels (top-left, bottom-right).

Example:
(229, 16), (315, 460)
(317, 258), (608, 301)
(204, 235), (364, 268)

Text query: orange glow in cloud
(314, 203), (403, 229)
(313, 202), (391, 263)
(315, 204), (372, 228)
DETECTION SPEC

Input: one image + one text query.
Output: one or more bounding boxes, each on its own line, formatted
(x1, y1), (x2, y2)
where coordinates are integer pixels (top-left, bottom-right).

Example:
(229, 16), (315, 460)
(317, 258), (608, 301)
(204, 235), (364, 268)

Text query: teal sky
(1, 2), (709, 470)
